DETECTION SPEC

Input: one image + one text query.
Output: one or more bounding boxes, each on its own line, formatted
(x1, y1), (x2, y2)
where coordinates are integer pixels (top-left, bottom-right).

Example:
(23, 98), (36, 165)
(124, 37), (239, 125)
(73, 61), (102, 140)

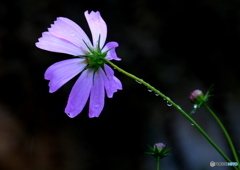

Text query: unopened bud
(146, 142), (171, 159)
(189, 89), (205, 104)
(154, 143), (165, 150)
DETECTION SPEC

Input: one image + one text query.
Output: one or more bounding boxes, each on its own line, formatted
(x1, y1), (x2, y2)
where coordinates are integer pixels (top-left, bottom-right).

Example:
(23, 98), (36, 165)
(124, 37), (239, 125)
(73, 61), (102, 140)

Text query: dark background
(0, 0), (240, 169)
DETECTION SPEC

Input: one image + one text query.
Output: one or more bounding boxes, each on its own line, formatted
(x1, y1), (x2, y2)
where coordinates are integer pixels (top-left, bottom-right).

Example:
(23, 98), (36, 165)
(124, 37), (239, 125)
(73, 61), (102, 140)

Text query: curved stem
(106, 60), (235, 167)
(203, 103), (240, 169)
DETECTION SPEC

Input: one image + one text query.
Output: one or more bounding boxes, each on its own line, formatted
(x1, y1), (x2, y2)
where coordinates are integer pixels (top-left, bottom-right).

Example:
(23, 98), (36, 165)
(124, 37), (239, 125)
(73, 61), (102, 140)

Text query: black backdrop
(0, 0), (240, 169)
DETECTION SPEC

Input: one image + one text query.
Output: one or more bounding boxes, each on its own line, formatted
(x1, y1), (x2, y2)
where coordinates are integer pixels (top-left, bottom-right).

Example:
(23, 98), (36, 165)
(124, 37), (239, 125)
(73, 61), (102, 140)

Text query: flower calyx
(85, 51), (107, 72)
(78, 37), (109, 72)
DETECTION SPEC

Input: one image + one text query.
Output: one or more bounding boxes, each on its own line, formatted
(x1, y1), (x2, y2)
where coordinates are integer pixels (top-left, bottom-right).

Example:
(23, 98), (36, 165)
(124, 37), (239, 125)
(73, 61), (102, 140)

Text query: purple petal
(36, 32), (83, 55)
(103, 42), (121, 61)
(88, 69), (105, 118)
(45, 58), (87, 93)
(84, 11), (107, 49)
(65, 69), (93, 118)
(103, 64), (122, 98)
(48, 17), (92, 51)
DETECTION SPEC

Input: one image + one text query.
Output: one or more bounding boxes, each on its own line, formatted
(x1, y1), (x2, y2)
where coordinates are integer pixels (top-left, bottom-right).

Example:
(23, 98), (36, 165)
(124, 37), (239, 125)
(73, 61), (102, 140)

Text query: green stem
(203, 103), (240, 169)
(157, 157), (160, 170)
(106, 60), (236, 168)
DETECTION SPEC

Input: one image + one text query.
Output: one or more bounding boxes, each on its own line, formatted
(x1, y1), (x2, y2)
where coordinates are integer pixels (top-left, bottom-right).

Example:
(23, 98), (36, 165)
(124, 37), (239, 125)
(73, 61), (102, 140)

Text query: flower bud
(146, 142), (171, 159)
(154, 143), (165, 150)
(189, 89), (205, 104)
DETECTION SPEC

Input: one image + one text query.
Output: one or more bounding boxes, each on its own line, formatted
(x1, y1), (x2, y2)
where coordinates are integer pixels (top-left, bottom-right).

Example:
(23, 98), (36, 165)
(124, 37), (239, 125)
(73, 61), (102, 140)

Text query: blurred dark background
(0, 0), (240, 169)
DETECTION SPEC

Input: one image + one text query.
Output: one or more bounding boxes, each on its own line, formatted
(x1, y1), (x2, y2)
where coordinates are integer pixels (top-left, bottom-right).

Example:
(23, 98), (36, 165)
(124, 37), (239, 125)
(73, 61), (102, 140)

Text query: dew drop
(191, 123), (194, 126)
(147, 88), (153, 92)
(190, 104), (198, 115)
(95, 104), (100, 108)
(167, 101), (172, 106)
(155, 93), (159, 96)
(135, 79), (142, 84)
(193, 104), (198, 109)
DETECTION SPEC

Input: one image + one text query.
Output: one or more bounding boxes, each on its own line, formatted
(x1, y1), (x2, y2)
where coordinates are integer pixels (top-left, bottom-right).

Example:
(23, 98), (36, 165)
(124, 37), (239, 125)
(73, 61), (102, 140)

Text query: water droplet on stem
(193, 104), (198, 109)
(148, 88), (153, 92)
(166, 101), (172, 106)
(135, 79), (142, 84)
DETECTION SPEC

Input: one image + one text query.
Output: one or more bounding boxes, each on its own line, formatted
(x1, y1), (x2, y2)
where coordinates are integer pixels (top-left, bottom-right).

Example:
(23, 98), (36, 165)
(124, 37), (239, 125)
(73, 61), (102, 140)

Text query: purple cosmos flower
(35, 11), (122, 118)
